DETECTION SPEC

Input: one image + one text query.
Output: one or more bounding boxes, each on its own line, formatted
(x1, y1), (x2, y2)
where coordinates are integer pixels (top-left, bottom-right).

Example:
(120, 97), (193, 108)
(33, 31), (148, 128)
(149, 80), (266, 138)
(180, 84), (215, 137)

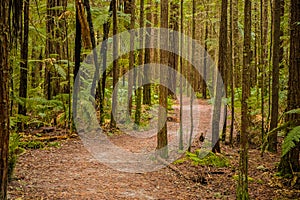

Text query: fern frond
(54, 63), (67, 79)
(261, 121), (292, 155)
(285, 108), (300, 115)
(282, 126), (300, 157)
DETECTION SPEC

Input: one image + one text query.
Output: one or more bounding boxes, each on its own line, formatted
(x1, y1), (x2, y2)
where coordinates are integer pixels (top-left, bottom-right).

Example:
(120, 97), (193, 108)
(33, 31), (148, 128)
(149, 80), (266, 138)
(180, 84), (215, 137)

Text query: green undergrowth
(19, 140), (61, 149)
(9, 133), (25, 181)
(174, 150), (230, 168)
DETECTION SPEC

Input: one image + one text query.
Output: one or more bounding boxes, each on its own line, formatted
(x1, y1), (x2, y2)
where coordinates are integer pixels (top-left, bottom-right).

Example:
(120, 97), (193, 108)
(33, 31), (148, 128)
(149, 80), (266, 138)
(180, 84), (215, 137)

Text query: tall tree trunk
(220, 0), (228, 143)
(202, 14), (208, 99)
(232, 0), (241, 88)
(278, 0), (300, 177)
(0, 0), (10, 197)
(45, 0), (56, 100)
(143, 0), (152, 105)
(134, 0), (144, 127)
(229, 0), (234, 145)
(157, 0), (169, 158)
(179, 0), (184, 151)
(100, 1), (113, 124)
(237, 0), (251, 199)
(188, 0), (196, 152)
(260, 0), (268, 140)
(18, 0), (29, 117)
(110, 0), (118, 128)
(73, 4), (82, 123)
(168, 1), (179, 99)
(85, 0), (100, 99)
(268, 0), (281, 153)
(127, 0), (135, 117)
(212, 0), (227, 153)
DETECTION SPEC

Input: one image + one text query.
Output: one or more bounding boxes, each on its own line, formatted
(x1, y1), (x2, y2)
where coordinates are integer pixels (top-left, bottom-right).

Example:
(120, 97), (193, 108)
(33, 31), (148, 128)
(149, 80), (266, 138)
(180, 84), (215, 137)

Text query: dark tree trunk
(202, 17), (208, 99)
(260, 0), (268, 140)
(237, 0), (251, 199)
(278, 0), (300, 177)
(219, 0), (228, 143)
(110, 0), (118, 128)
(143, 0), (152, 106)
(73, 5), (82, 122)
(168, 1), (179, 99)
(0, 0), (10, 198)
(212, 0), (228, 153)
(85, 0), (100, 100)
(127, 0), (135, 117)
(188, 0), (196, 152)
(18, 0), (29, 117)
(134, 0), (144, 127)
(100, 1), (113, 124)
(268, 0), (282, 153)
(45, 0), (56, 100)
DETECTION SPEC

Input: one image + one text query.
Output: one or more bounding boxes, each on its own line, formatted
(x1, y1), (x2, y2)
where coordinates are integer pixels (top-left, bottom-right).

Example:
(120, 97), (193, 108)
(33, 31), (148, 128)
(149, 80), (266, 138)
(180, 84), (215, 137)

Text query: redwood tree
(18, 0), (29, 116)
(278, 0), (300, 177)
(237, 0), (251, 198)
(0, 0), (10, 198)
(268, 0), (282, 153)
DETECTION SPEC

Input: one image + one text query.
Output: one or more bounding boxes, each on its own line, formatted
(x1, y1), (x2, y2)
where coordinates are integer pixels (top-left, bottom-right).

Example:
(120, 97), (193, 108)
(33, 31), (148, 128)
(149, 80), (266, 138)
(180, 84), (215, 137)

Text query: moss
(186, 150), (230, 167)
(20, 140), (45, 149)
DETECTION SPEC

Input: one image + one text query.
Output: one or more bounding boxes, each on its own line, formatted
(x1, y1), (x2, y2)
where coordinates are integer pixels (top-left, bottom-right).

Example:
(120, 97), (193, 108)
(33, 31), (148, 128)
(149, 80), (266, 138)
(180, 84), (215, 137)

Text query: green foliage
(8, 133), (25, 181)
(186, 150), (230, 167)
(20, 140), (45, 149)
(285, 108), (300, 115)
(47, 141), (61, 148)
(262, 108), (300, 157)
(282, 126), (300, 157)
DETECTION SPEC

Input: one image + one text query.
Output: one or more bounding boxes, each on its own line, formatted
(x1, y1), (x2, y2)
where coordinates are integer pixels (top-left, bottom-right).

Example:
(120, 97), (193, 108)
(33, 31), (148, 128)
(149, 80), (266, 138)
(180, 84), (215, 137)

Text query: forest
(0, 0), (300, 199)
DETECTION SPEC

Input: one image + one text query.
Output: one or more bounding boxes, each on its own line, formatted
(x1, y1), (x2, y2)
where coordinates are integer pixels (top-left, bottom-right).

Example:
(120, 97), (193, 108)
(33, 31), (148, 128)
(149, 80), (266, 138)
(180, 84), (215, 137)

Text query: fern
(285, 108), (300, 115)
(282, 126), (300, 157)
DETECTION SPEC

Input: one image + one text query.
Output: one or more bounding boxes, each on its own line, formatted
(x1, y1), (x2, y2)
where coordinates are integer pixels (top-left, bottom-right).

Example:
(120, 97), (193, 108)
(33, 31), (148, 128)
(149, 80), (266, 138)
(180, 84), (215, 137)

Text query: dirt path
(7, 100), (299, 199)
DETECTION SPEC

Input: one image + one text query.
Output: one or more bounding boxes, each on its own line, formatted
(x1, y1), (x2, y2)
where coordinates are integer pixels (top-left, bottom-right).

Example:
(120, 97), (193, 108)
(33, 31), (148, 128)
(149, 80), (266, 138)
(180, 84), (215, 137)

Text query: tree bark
(168, 1), (179, 99)
(143, 0), (152, 105)
(260, 0), (268, 140)
(268, 0), (281, 153)
(179, 0), (184, 150)
(110, 0), (118, 128)
(134, 0), (144, 127)
(237, 0), (251, 199)
(157, 0), (169, 158)
(127, 0), (135, 117)
(0, 0), (10, 198)
(278, 0), (300, 177)
(18, 0), (29, 117)
(212, 0), (227, 153)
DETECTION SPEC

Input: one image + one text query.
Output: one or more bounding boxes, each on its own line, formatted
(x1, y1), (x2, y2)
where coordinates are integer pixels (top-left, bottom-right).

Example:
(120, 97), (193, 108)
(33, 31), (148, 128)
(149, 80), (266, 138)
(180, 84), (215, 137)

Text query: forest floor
(8, 99), (300, 199)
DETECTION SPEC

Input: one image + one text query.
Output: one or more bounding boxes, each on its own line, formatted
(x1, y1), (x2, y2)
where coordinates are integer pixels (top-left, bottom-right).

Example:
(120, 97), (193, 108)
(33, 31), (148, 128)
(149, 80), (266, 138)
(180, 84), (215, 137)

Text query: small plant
(20, 140), (45, 149)
(47, 141), (61, 148)
(8, 133), (25, 181)
(262, 108), (300, 157)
